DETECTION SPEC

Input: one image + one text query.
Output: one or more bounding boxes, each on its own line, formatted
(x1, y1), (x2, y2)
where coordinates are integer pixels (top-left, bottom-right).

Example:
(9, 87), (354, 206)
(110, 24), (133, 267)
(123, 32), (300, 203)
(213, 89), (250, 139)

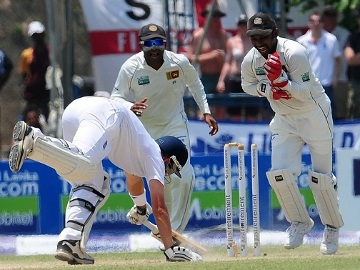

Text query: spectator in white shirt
(322, 6), (351, 120)
(297, 11), (342, 119)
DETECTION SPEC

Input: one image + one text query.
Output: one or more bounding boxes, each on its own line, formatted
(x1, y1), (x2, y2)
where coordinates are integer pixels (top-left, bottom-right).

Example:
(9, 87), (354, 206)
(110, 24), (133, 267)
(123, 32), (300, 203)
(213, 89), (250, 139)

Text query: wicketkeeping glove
(257, 83), (291, 100)
(264, 52), (288, 87)
(271, 86), (291, 100)
(126, 203), (152, 225)
(164, 245), (203, 262)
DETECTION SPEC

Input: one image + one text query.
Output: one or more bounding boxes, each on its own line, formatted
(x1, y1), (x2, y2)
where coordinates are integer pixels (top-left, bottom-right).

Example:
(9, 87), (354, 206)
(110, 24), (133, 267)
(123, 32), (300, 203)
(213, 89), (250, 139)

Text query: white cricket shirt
(241, 37), (328, 115)
(111, 50), (210, 127)
(63, 96), (165, 185)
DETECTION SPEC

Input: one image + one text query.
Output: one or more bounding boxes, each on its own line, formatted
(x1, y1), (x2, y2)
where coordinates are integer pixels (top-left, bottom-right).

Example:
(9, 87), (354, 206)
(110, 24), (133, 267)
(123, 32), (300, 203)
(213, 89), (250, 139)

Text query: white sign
(80, 0), (165, 92)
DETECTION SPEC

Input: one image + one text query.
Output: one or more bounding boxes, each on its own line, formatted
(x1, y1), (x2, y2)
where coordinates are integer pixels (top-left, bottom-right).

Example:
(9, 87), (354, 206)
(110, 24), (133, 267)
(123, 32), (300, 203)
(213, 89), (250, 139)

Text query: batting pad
(80, 171), (111, 251)
(308, 171), (344, 228)
(267, 169), (311, 223)
(28, 137), (98, 182)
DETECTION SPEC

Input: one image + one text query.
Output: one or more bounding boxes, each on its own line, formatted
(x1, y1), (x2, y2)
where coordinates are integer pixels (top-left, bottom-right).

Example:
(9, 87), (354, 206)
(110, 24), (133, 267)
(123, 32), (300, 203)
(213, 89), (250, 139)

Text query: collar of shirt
(139, 50), (170, 69)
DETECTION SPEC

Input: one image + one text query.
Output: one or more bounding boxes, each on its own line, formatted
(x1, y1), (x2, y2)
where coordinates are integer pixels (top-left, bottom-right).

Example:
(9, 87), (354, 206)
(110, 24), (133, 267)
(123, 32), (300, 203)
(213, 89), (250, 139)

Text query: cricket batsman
(9, 96), (202, 264)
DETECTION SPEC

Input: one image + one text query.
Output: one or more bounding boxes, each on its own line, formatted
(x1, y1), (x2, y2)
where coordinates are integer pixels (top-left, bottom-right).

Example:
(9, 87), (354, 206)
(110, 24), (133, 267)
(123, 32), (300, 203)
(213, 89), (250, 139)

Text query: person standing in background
(111, 23), (218, 233)
(216, 14), (257, 121)
(187, 2), (228, 119)
(344, 7), (360, 119)
(297, 11), (342, 119)
(18, 21), (50, 121)
(322, 6), (351, 120)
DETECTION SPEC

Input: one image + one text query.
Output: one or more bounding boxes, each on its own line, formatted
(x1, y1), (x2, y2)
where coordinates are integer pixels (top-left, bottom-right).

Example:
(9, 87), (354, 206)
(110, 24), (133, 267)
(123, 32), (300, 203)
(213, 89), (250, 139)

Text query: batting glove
(264, 52), (289, 87)
(126, 203), (152, 225)
(164, 246), (203, 262)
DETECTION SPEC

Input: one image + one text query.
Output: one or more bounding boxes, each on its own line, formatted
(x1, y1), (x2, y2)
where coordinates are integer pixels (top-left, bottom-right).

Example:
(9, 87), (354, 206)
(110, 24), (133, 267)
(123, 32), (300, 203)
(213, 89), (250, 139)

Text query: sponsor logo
(239, 196), (246, 228)
(137, 76), (150, 85)
(255, 67), (266, 75)
(0, 211), (34, 226)
(302, 72), (310, 82)
(225, 195), (233, 241)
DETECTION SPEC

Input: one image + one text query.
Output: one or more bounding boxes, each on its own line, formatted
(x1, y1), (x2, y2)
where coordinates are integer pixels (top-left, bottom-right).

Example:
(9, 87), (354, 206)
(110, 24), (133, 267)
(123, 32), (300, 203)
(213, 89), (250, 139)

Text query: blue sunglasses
(140, 39), (165, 47)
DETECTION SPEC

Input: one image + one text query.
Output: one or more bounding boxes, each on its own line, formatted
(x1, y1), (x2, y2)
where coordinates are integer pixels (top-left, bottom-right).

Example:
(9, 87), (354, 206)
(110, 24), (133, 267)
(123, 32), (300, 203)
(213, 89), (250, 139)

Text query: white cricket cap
(27, 21), (45, 36)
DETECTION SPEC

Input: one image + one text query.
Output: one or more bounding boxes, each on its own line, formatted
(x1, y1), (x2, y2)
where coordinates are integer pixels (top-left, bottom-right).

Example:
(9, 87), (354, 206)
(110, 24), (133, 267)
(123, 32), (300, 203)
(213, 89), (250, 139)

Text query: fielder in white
(9, 96), (202, 264)
(111, 23), (219, 232)
(241, 13), (343, 255)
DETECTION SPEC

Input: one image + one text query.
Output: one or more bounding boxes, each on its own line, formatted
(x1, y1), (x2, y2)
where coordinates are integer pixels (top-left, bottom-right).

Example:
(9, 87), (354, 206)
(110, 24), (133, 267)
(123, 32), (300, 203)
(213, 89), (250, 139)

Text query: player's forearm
(281, 80), (312, 101)
(110, 96), (133, 110)
(242, 79), (311, 102)
(153, 209), (173, 249)
(149, 180), (173, 249)
(185, 66), (211, 114)
(242, 82), (261, 97)
(188, 85), (211, 114)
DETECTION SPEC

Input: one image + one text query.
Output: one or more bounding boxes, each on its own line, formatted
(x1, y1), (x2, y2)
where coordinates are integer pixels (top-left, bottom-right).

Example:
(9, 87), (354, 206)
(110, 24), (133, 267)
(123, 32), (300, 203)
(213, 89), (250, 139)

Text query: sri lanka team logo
(166, 70), (179, 80)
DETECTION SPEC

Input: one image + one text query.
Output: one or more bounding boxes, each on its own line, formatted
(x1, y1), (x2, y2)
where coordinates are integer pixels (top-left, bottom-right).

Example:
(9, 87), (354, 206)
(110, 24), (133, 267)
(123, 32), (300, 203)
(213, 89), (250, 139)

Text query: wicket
(224, 143), (261, 257)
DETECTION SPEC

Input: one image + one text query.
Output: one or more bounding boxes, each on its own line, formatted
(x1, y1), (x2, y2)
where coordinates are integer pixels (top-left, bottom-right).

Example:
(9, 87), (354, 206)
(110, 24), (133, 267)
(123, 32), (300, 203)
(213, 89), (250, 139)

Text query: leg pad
(267, 169), (311, 223)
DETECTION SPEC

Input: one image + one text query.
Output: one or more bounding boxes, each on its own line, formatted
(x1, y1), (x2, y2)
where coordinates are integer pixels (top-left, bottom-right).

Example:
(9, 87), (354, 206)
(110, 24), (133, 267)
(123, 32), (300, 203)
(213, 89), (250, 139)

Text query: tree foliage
(291, 0), (360, 12)
(290, 0), (360, 31)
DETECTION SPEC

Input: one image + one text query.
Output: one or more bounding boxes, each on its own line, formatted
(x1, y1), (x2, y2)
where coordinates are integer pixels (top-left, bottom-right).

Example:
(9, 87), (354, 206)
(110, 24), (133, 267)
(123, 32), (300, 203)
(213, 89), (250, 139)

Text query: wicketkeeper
(241, 13), (343, 255)
(9, 96), (202, 264)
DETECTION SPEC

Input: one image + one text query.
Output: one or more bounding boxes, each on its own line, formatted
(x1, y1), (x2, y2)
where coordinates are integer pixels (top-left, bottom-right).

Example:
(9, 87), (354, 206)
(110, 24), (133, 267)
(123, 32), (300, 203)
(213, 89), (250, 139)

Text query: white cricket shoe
(284, 219), (314, 249)
(320, 225), (339, 255)
(9, 121), (34, 173)
(55, 240), (94, 265)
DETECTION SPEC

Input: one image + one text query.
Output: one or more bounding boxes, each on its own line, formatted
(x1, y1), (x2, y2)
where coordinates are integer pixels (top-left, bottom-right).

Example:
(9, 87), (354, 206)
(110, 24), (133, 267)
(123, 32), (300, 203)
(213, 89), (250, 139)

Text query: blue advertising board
(0, 152), (323, 235)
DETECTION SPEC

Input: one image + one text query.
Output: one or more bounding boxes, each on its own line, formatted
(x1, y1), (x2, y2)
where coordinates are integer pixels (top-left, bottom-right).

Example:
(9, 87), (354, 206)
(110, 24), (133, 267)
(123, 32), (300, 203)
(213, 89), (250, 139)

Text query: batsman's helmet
(155, 136), (188, 178)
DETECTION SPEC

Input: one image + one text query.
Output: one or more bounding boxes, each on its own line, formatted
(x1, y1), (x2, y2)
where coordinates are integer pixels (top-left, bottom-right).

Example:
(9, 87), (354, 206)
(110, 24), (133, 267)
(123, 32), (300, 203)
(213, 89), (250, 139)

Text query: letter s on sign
(125, 0), (151, 20)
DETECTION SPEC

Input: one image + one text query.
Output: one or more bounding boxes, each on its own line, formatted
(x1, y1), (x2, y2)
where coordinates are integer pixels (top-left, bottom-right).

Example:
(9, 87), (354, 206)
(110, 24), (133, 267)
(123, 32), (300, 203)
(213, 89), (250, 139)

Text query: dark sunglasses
(140, 39), (165, 47)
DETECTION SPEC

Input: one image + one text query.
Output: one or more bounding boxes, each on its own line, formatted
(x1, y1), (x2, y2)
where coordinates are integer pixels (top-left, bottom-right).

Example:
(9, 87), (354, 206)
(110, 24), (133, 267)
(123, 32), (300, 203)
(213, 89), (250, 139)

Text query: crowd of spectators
(185, 4), (360, 122)
(3, 5), (360, 127)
